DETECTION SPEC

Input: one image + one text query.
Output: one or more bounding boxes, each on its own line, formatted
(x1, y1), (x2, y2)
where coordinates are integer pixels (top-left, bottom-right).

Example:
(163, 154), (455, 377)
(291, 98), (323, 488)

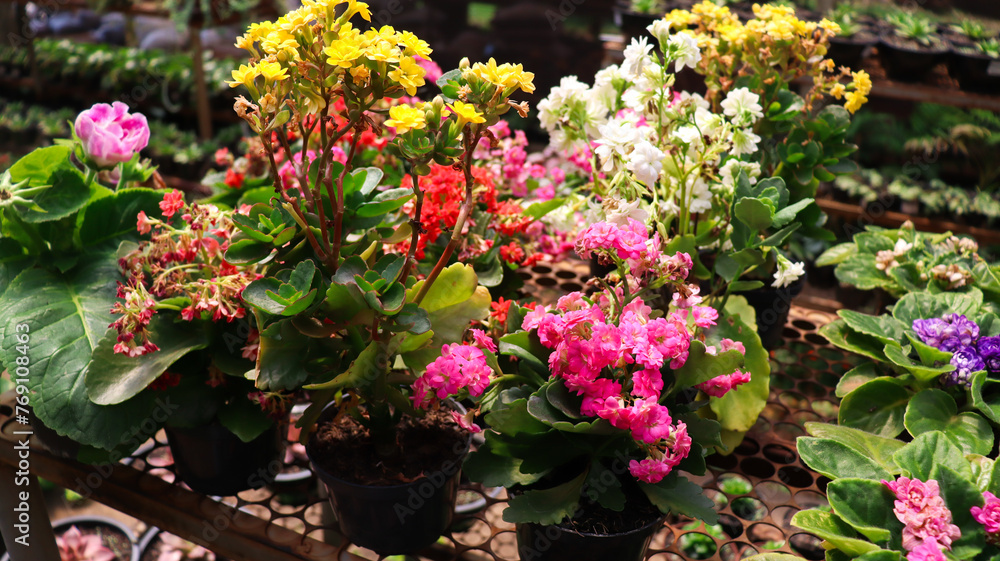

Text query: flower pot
(948, 48), (1000, 94)
(614, 4), (659, 44)
(165, 421), (283, 496)
(828, 33), (878, 69)
(741, 274), (806, 350)
(878, 34), (950, 82)
(26, 407), (81, 460)
(515, 513), (666, 561)
(1, 515), (139, 561)
(306, 405), (471, 555)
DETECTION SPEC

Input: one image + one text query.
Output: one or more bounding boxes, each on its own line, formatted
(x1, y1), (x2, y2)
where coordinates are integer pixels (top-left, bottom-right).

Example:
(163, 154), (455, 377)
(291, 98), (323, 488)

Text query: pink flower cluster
(575, 219), (683, 277)
(972, 491), (1000, 544)
(882, 477), (961, 561)
(412, 330), (496, 412)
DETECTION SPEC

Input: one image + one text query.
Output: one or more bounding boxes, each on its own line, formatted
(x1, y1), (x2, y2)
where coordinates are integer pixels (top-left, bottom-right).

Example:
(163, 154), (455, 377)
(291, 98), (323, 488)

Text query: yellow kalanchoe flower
(384, 105), (426, 134)
(342, 0), (372, 22)
(844, 91), (867, 114)
(397, 31), (432, 59)
(325, 40), (364, 68)
(449, 101), (485, 124)
(388, 56), (427, 95)
(819, 18), (842, 36)
(228, 63), (259, 89)
(471, 58), (535, 93)
(365, 39), (401, 63)
(852, 70), (872, 96)
(830, 83), (846, 99)
(258, 60), (289, 82)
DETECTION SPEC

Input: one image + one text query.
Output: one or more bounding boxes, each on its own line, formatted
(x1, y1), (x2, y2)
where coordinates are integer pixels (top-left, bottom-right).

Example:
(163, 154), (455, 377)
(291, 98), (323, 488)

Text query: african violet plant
(817, 224), (1000, 304)
(412, 217), (768, 525)
(219, 0), (535, 453)
(793, 422), (1000, 561)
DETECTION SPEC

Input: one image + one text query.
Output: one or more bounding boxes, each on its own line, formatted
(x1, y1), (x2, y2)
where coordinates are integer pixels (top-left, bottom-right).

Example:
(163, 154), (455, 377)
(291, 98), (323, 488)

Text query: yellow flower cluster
(227, 60), (290, 89)
(384, 104), (428, 134)
(469, 58), (536, 94)
(844, 70), (872, 113)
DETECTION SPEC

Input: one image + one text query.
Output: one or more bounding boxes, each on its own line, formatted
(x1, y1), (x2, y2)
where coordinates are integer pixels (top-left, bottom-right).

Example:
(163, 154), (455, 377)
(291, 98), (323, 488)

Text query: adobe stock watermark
(545, 0), (588, 30)
(393, 437), (467, 524)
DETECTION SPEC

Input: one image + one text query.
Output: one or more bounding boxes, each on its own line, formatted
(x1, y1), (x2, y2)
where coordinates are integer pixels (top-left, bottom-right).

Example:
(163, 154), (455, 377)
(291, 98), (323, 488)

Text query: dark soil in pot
(828, 32), (878, 69)
(949, 47), (1000, 94)
(879, 33), (950, 82)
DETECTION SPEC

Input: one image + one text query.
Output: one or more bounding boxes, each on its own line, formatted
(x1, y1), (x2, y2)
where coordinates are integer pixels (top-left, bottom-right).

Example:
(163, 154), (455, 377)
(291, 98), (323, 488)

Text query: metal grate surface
(0, 260), (857, 561)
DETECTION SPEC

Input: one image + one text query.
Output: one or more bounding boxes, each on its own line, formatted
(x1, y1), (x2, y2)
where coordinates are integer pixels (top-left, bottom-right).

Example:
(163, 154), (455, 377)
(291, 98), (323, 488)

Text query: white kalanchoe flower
(626, 140), (665, 186)
(772, 255), (806, 288)
(666, 31), (702, 73)
(893, 238), (913, 256)
(719, 159), (761, 189)
(721, 87), (764, 128)
(622, 36), (654, 80)
(730, 128), (762, 157)
(594, 117), (644, 171)
(688, 177), (713, 214)
(673, 125), (702, 147)
(647, 19), (672, 46)
(605, 197), (650, 226)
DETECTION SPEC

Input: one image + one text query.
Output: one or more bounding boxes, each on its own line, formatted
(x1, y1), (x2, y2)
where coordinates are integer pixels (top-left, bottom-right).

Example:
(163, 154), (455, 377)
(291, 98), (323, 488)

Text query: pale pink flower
(907, 541), (946, 561)
(136, 210), (152, 234)
(74, 101), (149, 168)
(452, 410), (482, 433)
(692, 306), (719, 327)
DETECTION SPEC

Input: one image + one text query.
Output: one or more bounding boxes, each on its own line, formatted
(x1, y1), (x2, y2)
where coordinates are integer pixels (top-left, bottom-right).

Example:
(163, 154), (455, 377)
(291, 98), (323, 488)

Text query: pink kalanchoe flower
(883, 477), (961, 553)
(692, 306), (719, 327)
(74, 101), (149, 169)
(972, 491), (1000, 535)
(627, 399), (674, 444)
(471, 329), (497, 353)
(136, 210), (152, 234)
(412, 343), (493, 408)
(452, 410), (482, 433)
(907, 541), (946, 561)
(629, 457), (672, 484)
(697, 369), (751, 398)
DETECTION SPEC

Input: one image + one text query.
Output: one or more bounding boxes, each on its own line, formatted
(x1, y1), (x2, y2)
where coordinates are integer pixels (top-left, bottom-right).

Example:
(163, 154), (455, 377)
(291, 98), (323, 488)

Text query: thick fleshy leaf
(798, 438), (892, 481)
(804, 423), (904, 474)
(893, 431), (972, 481)
(838, 378), (910, 437)
(790, 509), (880, 558)
(904, 389), (993, 456)
(217, 394), (273, 443)
(463, 441), (545, 487)
(707, 307), (769, 432)
(640, 473), (718, 524)
(502, 470), (587, 525)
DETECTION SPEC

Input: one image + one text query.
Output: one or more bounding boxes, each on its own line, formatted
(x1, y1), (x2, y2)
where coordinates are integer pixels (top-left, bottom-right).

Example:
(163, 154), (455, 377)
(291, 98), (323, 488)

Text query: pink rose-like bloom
(907, 541), (946, 561)
(692, 306), (719, 327)
(883, 477), (961, 553)
(74, 102), (149, 168)
(697, 370), (751, 398)
(972, 491), (1000, 534)
(412, 343), (492, 408)
(629, 457), (672, 483)
(159, 190), (185, 219)
(471, 329), (497, 353)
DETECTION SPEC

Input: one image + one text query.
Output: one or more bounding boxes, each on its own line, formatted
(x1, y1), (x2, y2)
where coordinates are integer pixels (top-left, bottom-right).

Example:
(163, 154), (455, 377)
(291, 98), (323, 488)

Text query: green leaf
(853, 232), (895, 254)
(707, 308), (769, 432)
(502, 470), (587, 525)
(217, 395), (273, 442)
(523, 198), (565, 219)
(819, 320), (887, 362)
(640, 474), (719, 524)
(904, 389), (993, 455)
(798, 438), (892, 481)
(772, 199), (814, 228)
(838, 378), (910, 437)
(835, 364), (882, 398)
(826, 478), (899, 543)
(498, 331), (549, 377)
(905, 333), (953, 368)
(970, 370), (1000, 425)
(242, 278), (286, 315)
(0, 256), (162, 450)
(584, 461), (626, 511)
(77, 188), (164, 248)
(894, 431), (972, 481)
(969, 455), (994, 494)
(817, 243), (854, 268)
(804, 423), (904, 474)
(835, 255), (894, 291)
(734, 198), (775, 231)
(934, 465), (985, 559)
(790, 509), (880, 558)
(85, 316), (209, 405)
(9, 145), (73, 184)
(355, 187), (413, 217)
(673, 340), (744, 390)
(463, 441), (545, 487)
(17, 169), (90, 223)
(256, 321), (314, 390)
(883, 342), (954, 382)
(837, 311), (904, 346)
(352, 167), (384, 196)
(225, 236), (275, 265)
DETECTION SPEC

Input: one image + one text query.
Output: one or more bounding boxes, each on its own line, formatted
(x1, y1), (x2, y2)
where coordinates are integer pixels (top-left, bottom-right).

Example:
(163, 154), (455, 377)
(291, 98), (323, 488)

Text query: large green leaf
(934, 465), (985, 559)
(819, 320), (887, 362)
(9, 145), (74, 184)
(85, 316), (209, 405)
(674, 340), (744, 390)
(18, 169), (90, 224)
(790, 509), (880, 558)
(882, 342), (954, 382)
(463, 441), (546, 487)
(893, 431), (972, 481)
(835, 255), (894, 291)
(257, 321), (316, 390)
(970, 371), (1000, 425)
(217, 394), (273, 443)
(0, 257), (162, 450)
(502, 470), (587, 525)
(826, 478), (899, 543)
(817, 243), (855, 267)
(837, 311), (904, 346)
(640, 473), (719, 524)
(835, 364), (882, 398)
(904, 389), (993, 456)
(837, 378), (910, 437)
(892, 292), (981, 326)
(804, 423), (904, 474)
(797, 438), (892, 481)
(77, 188), (164, 248)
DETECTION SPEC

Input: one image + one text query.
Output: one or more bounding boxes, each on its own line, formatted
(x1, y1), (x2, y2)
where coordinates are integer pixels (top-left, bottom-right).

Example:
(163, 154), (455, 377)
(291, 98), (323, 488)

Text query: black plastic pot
(515, 513), (666, 561)
(878, 34), (950, 82)
(306, 405), (471, 555)
(614, 4), (658, 44)
(165, 421), (282, 496)
(26, 407), (81, 460)
(828, 34), (878, 69)
(741, 274), (806, 350)
(948, 49), (1000, 94)
(1, 515), (139, 561)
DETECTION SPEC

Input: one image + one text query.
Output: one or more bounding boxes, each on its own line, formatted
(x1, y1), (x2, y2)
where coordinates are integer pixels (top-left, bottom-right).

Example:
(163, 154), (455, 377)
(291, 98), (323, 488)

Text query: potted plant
(414, 218), (763, 560)
(826, 2), (879, 69)
(221, 2), (535, 555)
(136, 527), (220, 561)
(0, 102), (184, 461)
(880, 9), (951, 82)
(950, 37), (1000, 94)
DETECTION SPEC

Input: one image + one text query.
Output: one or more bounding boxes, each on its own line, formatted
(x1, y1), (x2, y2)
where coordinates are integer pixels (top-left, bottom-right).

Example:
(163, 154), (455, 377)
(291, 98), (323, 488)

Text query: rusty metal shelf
(0, 261), (851, 561)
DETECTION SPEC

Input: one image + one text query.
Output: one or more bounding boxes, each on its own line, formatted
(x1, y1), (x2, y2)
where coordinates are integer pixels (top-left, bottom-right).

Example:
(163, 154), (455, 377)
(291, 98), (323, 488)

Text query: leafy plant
(887, 10), (942, 47)
(827, 3), (866, 38)
(951, 20), (991, 42)
(980, 38), (1000, 59)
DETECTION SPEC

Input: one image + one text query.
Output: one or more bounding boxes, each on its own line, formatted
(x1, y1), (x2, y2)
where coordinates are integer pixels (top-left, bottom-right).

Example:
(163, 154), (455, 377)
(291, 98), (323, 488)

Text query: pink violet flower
(74, 101), (149, 169)
(971, 491), (1000, 535)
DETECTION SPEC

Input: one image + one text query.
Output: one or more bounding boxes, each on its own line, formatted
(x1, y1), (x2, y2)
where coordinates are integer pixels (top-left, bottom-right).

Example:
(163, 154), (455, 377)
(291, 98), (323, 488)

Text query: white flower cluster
(536, 22), (766, 226)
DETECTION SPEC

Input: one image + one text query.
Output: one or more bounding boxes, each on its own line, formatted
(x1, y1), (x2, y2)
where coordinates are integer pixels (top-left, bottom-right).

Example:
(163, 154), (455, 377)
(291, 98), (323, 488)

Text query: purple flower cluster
(913, 314), (1000, 388)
